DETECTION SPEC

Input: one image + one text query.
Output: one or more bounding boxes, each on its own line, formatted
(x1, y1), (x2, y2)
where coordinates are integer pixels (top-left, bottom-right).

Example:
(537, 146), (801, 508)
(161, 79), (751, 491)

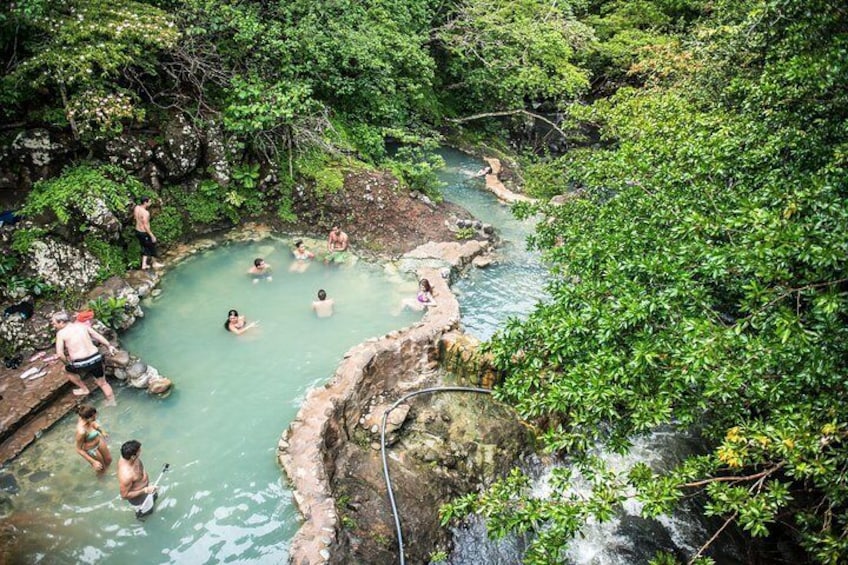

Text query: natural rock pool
(0, 241), (424, 563)
(0, 149), (554, 564)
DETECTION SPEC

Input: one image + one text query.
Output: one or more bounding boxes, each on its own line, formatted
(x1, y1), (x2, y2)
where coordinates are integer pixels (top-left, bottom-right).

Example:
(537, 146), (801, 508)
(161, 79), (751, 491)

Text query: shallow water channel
(436, 148), (549, 340)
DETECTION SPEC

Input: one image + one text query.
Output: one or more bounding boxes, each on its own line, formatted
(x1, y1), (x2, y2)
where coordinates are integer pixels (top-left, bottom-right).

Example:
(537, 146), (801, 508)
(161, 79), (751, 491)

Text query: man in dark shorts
(52, 311), (116, 402)
(134, 196), (163, 270)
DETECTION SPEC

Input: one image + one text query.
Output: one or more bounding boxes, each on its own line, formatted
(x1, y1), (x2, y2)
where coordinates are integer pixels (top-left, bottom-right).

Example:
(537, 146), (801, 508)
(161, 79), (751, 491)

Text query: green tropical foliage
(22, 164), (145, 227)
(449, 1), (848, 563)
(3, 0), (847, 562)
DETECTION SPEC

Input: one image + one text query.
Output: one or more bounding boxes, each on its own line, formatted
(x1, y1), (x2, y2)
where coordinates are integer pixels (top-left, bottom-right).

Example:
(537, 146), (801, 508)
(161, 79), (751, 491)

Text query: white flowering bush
(8, 0), (179, 138)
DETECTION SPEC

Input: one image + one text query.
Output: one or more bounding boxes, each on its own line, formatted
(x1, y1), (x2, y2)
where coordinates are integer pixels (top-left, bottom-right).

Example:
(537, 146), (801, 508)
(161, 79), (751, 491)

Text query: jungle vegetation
(2, 0), (847, 563)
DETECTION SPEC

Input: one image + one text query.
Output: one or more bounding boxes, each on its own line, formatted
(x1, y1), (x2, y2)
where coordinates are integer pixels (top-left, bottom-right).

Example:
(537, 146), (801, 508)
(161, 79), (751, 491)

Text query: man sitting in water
(311, 289), (335, 318)
(52, 311), (117, 402)
(118, 440), (157, 513)
(325, 226), (349, 264)
(248, 258), (272, 283)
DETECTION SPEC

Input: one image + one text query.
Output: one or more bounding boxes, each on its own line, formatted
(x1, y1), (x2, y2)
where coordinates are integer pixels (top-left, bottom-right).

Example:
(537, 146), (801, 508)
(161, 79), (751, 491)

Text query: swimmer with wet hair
(75, 404), (111, 473)
(401, 278), (437, 311)
(248, 258), (272, 283)
(118, 439), (156, 508)
(311, 289), (335, 318)
(225, 309), (259, 334)
(290, 240), (314, 272)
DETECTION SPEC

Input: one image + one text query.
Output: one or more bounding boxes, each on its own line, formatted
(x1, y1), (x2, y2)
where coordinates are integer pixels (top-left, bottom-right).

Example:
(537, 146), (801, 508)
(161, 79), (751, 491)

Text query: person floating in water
(290, 240), (315, 273)
(325, 226), (349, 264)
(118, 440), (156, 512)
(224, 309), (258, 334)
(248, 258), (272, 283)
(52, 311), (117, 401)
(312, 289), (335, 318)
(133, 196), (164, 270)
(402, 278), (437, 311)
(75, 405), (111, 474)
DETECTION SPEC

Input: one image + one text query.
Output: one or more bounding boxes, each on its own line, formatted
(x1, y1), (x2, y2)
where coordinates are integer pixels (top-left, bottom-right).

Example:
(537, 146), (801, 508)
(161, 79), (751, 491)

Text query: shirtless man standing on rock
(134, 196), (163, 270)
(52, 311), (116, 402)
(118, 440), (157, 511)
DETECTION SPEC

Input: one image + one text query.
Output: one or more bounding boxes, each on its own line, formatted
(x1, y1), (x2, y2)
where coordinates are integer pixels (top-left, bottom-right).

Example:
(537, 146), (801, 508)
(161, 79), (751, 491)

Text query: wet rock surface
(334, 391), (533, 565)
(278, 237), (532, 565)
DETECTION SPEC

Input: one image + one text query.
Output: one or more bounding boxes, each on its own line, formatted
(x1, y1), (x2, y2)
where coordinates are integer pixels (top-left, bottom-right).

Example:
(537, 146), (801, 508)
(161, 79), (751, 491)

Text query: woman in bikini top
(416, 278), (437, 306)
(75, 405), (112, 473)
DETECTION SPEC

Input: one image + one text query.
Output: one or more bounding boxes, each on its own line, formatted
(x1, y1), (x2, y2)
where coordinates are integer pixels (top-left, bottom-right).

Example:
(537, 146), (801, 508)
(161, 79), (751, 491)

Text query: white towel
(19, 367), (40, 379)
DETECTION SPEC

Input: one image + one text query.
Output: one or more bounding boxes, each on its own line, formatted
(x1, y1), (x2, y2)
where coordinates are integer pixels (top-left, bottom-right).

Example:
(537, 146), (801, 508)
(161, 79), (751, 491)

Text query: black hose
(380, 386), (492, 565)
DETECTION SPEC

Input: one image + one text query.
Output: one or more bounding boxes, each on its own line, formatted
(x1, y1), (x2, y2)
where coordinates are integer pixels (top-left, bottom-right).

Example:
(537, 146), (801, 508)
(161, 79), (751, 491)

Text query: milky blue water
(0, 241), (422, 564)
(0, 149), (551, 564)
(436, 148), (549, 340)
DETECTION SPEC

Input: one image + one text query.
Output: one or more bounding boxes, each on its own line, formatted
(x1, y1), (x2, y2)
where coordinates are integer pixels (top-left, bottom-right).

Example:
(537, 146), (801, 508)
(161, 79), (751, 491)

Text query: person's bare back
(134, 205), (149, 232)
(312, 289), (335, 317)
(56, 322), (101, 361)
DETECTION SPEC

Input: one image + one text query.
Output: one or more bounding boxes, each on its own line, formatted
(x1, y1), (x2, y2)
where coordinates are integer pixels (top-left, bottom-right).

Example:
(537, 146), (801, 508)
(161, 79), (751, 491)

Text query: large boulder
(204, 121), (231, 186)
(153, 113), (201, 180)
(83, 197), (124, 239)
(103, 133), (154, 171)
(29, 238), (101, 292)
(11, 129), (75, 180)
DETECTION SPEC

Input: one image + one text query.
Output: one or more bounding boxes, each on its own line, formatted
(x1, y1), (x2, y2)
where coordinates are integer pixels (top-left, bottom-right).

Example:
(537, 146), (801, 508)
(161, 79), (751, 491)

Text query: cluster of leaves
(0, 247), (53, 301)
(87, 295), (127, 329)
(449, 1), (848, 563)
(436, 0), (594, 114)
(384, 145), (445, 199)
(1, 0), (178, 137)
(22, 164), (145, 230)
(83, 234), (130, 279)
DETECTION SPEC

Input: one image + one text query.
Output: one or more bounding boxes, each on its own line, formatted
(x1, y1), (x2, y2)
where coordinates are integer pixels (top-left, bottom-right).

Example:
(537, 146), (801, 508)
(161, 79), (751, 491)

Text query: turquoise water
(0, 240), (422, 564)
(1, 150), (550, 564)
(436, 148), (549, 340)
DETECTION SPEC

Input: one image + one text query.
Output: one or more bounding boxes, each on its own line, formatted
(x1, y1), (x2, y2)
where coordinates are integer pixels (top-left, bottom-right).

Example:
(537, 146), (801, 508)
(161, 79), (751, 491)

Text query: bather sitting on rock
(325, 226), (349, 264)
(224, 309), (258, 334)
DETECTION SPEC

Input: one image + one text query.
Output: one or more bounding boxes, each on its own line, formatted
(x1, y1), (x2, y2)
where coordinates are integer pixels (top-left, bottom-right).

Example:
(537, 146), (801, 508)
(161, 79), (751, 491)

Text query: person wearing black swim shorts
(52, 311), (116, 402)
(134, 196), (163, 270)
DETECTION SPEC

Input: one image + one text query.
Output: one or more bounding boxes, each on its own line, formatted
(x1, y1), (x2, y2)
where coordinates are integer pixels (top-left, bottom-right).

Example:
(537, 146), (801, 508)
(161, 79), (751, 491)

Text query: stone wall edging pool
(277, 240), (487, 565)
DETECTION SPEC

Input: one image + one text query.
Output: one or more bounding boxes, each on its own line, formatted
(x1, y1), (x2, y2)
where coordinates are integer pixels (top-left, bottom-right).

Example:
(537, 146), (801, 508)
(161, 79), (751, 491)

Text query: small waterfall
(444, 431), (746, 564)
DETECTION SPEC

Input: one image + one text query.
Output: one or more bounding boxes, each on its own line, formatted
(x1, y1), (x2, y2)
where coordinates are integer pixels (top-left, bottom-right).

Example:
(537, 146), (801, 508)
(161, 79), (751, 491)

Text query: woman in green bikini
(75, 405), (112, 473)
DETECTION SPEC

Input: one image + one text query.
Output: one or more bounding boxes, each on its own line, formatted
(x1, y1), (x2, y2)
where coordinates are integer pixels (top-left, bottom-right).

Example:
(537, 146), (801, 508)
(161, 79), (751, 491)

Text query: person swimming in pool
(311, 289), (335, 318)
(224, 309), (259, 334)
(75, 404), (111, 474)
(290, 240), (315, 273)
(248, 258), (272, 283)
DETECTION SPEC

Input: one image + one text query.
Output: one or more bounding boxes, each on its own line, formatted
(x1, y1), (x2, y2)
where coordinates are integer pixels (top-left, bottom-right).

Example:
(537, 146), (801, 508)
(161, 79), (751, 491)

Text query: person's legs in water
(87, 357), (116, 403)
(96, 437), (112, 467)
(94, 377), (116, 404)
